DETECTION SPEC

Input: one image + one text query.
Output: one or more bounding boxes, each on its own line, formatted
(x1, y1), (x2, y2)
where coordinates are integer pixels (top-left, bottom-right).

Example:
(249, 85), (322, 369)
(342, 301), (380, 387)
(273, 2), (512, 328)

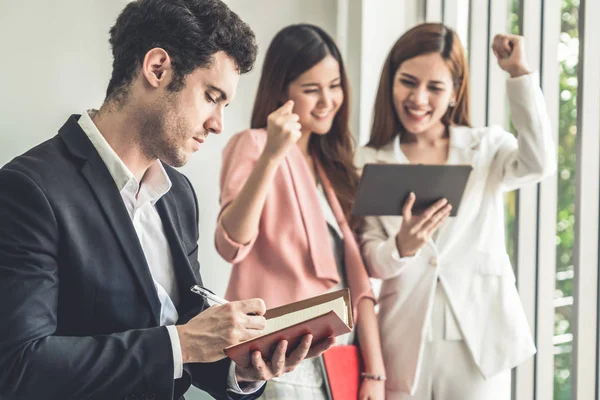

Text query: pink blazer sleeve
(214, 130), (265, 263)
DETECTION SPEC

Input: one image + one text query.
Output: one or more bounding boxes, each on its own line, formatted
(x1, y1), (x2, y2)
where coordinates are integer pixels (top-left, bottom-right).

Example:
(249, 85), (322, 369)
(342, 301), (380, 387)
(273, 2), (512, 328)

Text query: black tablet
(352, 164), (473, 217)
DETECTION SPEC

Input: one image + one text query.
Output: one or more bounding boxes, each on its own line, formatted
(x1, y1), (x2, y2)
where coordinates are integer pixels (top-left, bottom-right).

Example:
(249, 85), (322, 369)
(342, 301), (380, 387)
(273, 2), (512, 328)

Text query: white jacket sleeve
(491, 72), (557, 191)
(360, 215), (420, 280)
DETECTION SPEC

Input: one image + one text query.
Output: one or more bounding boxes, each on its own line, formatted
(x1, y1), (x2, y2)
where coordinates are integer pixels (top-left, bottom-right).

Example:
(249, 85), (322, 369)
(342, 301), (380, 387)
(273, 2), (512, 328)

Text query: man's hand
(176, 298), (267, 363)
(235, 334), (335, 382)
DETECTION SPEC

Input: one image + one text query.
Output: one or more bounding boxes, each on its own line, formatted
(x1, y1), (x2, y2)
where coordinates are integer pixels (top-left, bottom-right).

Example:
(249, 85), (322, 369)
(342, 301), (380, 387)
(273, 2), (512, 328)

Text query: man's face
(138, 51), (239, 167)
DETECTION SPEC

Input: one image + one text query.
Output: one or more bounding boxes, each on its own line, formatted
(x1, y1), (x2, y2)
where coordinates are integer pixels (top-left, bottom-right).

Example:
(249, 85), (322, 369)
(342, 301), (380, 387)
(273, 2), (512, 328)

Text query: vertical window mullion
(514, 0), (543, 398)
(468, 0), (490, 128)
(536, 0), (560, 398)
(572, 0), (600, 398)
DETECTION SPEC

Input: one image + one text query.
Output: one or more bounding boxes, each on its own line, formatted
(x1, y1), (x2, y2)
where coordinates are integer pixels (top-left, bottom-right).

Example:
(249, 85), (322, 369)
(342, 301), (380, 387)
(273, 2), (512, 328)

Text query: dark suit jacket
(0, 115), (264, 400)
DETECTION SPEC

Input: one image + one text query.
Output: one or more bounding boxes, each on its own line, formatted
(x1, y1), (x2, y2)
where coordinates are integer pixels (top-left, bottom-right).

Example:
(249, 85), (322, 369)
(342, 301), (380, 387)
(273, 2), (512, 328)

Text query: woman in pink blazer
(215, 24), (385, 399)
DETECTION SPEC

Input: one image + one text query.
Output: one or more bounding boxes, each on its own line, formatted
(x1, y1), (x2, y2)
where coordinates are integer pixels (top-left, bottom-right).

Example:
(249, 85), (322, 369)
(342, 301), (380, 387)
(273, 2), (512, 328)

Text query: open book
(224, 289), (353, 367)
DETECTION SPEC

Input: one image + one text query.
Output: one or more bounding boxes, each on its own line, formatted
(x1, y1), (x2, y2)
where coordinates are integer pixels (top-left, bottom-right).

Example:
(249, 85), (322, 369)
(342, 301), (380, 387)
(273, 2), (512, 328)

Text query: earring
(449, 101), (456, 107)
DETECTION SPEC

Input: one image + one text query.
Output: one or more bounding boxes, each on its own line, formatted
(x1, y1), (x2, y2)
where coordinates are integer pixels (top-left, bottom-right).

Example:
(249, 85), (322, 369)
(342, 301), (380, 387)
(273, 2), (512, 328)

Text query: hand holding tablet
(352, 163), (473, 257)
(394, 194), (452, 257)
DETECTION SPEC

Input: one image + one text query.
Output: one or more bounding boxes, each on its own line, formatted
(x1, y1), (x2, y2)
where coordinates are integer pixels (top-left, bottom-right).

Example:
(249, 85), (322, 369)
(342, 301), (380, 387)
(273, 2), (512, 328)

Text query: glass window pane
(555, 0), (579, 398)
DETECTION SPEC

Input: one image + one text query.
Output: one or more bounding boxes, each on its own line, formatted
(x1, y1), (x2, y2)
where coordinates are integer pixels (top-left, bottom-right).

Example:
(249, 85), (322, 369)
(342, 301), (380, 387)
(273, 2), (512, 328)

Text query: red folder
(323, 345), (362, 400)
(224, 289), (353, 367)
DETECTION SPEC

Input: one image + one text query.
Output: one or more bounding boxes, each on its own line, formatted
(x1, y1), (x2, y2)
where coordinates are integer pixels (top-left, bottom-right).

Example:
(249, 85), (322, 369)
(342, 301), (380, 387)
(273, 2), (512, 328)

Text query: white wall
(0, 0), (129, 163)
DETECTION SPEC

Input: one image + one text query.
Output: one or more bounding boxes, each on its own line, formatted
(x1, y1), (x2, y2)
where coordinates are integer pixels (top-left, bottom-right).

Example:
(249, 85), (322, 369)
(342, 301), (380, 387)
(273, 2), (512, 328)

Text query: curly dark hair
(105, 0), (257, 103)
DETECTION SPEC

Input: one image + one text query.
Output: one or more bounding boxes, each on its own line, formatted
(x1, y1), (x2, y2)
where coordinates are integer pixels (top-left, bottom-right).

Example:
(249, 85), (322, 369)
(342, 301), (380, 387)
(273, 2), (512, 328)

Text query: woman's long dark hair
(251, 24), (360, 228)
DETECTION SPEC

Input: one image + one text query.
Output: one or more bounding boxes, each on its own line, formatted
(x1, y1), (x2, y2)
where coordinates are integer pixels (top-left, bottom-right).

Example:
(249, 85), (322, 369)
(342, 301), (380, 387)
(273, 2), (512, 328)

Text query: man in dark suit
(0, 1), (333, 399)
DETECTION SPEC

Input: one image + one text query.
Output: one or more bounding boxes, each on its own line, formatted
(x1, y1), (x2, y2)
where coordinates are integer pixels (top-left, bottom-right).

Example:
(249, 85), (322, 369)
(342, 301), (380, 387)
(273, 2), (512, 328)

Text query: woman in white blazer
(356, 23), (555, 400)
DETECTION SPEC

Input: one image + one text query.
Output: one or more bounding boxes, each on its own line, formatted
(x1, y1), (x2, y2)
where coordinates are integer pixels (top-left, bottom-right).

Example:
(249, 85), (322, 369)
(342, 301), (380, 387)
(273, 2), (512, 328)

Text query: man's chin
(159, 153), (189, 168)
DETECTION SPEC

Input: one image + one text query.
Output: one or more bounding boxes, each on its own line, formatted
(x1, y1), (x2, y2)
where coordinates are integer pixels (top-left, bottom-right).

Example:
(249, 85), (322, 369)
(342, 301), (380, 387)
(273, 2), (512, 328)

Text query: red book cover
(323, 345), (362, 400)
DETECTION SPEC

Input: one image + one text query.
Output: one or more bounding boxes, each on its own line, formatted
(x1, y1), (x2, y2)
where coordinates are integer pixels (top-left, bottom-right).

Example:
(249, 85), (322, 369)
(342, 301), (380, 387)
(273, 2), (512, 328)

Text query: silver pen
(190, 285), (228, 305)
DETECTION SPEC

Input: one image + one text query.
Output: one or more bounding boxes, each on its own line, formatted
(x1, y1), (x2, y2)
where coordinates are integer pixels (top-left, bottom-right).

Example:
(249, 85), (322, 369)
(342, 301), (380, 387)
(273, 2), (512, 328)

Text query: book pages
(262, 296), (348, 336)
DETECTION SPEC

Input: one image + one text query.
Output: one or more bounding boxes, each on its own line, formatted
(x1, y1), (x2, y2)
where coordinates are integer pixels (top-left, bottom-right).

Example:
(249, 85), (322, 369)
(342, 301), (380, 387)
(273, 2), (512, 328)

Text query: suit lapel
(81, 154), (162, 325)
(446, 125), (477, 165)
(433, 126), (477, 253)
(155, 191), (201, 315)
(60, 115), (161, 325)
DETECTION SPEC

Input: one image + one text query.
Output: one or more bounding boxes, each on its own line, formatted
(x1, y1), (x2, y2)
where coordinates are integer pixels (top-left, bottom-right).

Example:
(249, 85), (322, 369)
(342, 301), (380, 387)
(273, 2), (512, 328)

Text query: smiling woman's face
(392, 52), (456, 136)
(286, 55), (344, 136)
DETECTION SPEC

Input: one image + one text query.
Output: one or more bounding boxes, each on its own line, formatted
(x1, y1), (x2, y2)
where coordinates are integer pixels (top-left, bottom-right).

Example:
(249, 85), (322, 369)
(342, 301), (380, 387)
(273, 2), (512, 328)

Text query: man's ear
(141, 48), (172, 88)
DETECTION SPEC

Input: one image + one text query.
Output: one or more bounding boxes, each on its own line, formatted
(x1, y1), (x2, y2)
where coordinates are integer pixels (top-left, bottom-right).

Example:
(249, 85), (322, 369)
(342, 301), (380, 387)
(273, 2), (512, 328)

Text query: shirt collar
(375, 125), (475, 164)
(78, 110), (172, 205)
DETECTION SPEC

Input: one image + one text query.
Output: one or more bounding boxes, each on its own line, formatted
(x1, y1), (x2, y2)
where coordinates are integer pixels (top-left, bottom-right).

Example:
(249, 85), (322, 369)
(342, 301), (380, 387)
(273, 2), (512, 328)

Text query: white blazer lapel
(432, 127), (478, 253)
(375, 135), (406, 164)
(447, 125), (478, 165)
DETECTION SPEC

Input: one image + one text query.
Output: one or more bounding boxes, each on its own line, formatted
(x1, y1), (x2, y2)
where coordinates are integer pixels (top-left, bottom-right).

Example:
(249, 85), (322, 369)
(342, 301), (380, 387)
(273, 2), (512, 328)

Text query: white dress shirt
(78, 110), (259, 394)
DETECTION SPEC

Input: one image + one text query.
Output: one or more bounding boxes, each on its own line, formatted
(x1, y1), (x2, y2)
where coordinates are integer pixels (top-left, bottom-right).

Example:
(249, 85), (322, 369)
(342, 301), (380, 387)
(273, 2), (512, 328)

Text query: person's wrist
(395, 233), (413, 258)
(175, 325), (192, 364)
(235, 363), (253, 383)
(362, 364), (386, 378)
(507, 65), (531, 78)
(363, 379), (385, 385)
(259, 147), (285, 166)
(361, 372), (387, 381)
